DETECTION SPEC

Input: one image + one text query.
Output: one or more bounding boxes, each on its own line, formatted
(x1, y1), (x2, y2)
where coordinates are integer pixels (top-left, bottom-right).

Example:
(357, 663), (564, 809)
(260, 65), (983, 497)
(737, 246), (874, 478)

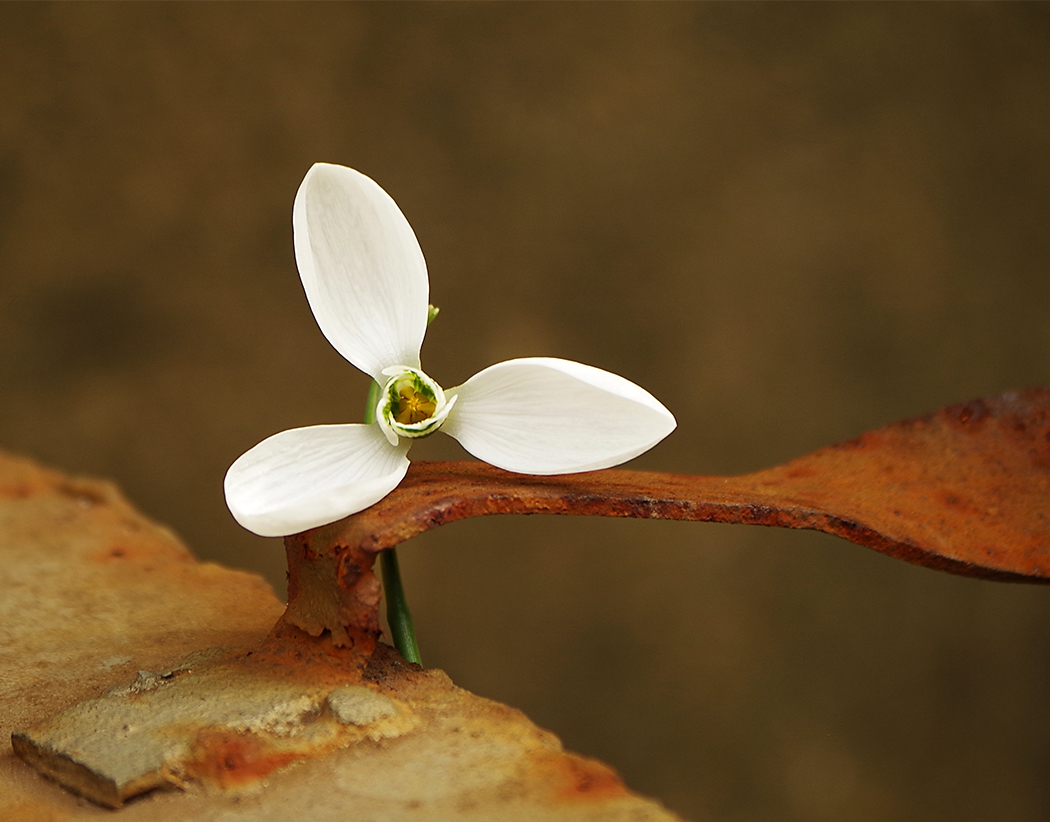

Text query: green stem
(364, 378), (422, 665)
(379, 548), (422, 665)
(363, 380), (381, 425)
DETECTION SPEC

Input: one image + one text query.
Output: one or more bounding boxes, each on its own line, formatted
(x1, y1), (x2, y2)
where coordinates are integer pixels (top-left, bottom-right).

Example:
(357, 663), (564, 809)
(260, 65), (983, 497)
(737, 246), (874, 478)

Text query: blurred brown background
(2, 4), (1049, 820)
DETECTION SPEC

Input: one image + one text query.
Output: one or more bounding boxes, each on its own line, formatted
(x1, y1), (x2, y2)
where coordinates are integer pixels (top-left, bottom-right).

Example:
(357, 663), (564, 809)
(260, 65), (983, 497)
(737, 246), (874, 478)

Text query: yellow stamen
(394, 385), (437, 425)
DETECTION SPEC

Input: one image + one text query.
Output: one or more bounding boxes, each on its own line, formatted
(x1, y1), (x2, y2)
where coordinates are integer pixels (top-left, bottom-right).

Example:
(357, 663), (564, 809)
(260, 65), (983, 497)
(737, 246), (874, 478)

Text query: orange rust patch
(181, 729), (300, 790)
(0, 482), (38, 498)
(529, 749), (630, 801)
(249, 620), (374, 687)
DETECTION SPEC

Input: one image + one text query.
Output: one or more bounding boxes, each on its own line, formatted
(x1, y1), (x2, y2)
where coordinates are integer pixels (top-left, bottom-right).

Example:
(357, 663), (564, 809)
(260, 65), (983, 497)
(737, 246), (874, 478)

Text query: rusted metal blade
(331, 387), (1050, 583)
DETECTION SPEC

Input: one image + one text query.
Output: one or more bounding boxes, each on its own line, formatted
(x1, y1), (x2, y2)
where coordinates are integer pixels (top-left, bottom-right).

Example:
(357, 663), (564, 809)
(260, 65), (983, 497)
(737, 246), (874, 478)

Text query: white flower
(224, 163), (676, 537)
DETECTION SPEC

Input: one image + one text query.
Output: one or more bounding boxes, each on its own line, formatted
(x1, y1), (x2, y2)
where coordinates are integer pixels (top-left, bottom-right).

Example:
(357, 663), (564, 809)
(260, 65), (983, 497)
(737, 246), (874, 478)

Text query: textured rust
(252, 621), (400, 687)
(528, 750), (632, 802)
(296, 388), (1050, 625)
(182, 730), (302, 790)
(281, 528), (382, 653)
(1, 448), (682, 820)
(289, 388), (1050, 648)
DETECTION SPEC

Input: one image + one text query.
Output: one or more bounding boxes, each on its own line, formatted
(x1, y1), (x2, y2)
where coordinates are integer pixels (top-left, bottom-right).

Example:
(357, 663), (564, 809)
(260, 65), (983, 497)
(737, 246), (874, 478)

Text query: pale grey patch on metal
(103, 647), (230, 697)
(327, 686), (397, 726)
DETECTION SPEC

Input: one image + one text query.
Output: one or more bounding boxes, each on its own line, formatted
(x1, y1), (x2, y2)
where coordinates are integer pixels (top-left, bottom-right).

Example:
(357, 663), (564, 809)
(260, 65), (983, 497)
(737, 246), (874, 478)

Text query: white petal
(225, 423), (411, 537)
(442, 357), (676, 475)
(294, 163), (429, 380)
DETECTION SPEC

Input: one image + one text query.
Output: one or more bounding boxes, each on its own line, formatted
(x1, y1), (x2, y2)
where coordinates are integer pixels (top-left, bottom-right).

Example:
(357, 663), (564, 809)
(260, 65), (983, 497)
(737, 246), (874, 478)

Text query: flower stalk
(363, 377), (421, 664)
(379, 548), (422, 665)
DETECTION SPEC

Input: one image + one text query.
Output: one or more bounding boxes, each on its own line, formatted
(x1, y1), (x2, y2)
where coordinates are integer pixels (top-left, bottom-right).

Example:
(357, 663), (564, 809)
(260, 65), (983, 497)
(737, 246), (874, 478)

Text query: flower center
(392, 382), (437, 425)
(375, 366), (457, 446)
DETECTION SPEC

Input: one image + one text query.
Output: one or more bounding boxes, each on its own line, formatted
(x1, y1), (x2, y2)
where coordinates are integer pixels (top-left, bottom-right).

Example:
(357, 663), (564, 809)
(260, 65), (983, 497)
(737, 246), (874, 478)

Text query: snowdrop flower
(225, 163), (676, 537)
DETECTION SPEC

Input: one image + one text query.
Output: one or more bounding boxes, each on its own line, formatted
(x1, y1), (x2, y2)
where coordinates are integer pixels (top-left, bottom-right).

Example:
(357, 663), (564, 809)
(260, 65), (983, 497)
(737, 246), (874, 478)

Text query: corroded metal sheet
(330, 388), (1050, 582)
(12, 646), (415, 808)
(1, 449), (683, 820)
(8, 387), (1049, 815)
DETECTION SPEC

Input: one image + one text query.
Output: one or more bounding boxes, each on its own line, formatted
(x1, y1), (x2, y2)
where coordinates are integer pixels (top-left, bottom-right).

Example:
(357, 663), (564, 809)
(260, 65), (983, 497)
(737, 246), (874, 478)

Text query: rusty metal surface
(282, 529), (383, 654)
(12, 645), (417, 808)
(2, 449), (683, 820)
(11, 637), (681, 819)
(9, 387), (1049, 813)
(322, 388), (1050, 583)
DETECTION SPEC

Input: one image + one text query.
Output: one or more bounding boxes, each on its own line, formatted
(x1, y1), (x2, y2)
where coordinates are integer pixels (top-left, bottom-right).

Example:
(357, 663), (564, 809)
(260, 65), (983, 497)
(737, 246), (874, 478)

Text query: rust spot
(955, 399), (990, 425)
(182, 729), (299, 789)
(93, 544), (143, 563)
(530, 750), (629, 801)
(0, 482), (36, 499)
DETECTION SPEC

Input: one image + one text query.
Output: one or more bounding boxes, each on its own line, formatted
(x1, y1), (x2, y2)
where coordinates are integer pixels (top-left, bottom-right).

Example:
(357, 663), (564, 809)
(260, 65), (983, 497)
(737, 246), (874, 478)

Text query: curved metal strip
(322, 388), (1050, 583)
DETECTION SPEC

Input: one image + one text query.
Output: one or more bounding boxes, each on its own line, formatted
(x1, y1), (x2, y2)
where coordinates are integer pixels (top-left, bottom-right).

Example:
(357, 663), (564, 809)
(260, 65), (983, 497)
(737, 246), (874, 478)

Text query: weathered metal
(4, 451), (678, 818)
(11, 388), (1049, 810)
(11, 646), (418, 808)
(284, 388), (1050, 644)
(282, 528), (382, 653)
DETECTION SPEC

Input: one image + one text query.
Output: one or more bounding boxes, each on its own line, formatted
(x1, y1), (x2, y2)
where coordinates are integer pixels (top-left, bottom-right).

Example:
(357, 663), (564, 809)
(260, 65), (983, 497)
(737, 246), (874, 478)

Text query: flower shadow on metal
(285, 387), (1050, 651)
